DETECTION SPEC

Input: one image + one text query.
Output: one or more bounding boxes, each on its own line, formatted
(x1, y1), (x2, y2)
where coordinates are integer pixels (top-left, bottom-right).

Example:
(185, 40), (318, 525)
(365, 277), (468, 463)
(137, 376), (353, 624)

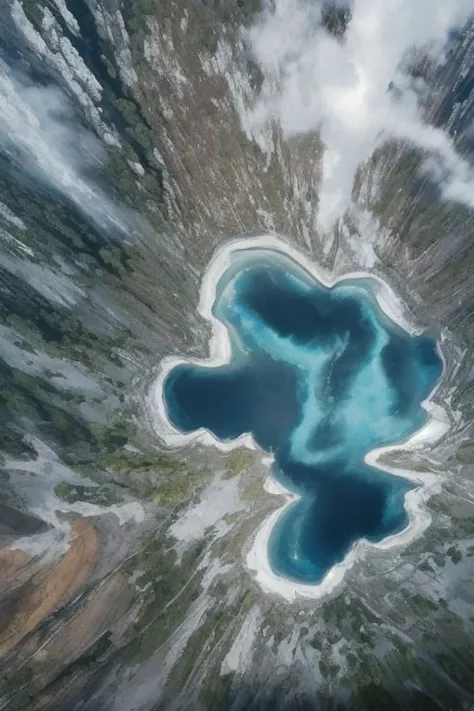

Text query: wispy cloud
(0, 60), (137, 238)
(245, 0), (474, 230)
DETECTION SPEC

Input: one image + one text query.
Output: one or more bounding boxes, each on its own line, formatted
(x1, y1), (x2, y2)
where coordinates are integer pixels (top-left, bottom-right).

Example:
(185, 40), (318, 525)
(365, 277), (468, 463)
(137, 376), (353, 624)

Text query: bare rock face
(0, 2), (474, 710)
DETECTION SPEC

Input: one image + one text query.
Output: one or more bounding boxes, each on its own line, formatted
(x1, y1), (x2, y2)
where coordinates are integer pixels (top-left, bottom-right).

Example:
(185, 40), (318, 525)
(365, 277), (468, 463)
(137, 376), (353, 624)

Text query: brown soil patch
(0, 518), (99, 659)
(0, 548), (29, 586)
(32, 572), (134, 686)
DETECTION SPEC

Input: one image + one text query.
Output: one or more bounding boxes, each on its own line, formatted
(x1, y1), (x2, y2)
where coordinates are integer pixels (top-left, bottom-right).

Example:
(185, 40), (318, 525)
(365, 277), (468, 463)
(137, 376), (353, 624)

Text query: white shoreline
(148, 234), (450, 603)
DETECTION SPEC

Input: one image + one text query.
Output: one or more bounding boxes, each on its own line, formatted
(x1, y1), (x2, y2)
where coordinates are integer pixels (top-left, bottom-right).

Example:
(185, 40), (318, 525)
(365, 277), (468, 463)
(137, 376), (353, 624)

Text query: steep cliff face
(0, 2), (474, 710)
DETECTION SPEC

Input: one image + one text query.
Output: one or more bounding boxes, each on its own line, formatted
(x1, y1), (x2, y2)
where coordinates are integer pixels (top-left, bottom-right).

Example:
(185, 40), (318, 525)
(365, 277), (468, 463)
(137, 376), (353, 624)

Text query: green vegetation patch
(222, 449), (257, 479)
(454, 439), (474, 464)
(54, 481), (120, 506)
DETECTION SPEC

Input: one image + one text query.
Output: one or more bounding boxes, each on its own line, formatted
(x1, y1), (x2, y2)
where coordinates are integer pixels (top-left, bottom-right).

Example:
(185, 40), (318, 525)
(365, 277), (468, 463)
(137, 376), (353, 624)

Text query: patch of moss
(454, 440), (474, 464)
(446, 545), (462, 564)
(222, 449), (256, 479)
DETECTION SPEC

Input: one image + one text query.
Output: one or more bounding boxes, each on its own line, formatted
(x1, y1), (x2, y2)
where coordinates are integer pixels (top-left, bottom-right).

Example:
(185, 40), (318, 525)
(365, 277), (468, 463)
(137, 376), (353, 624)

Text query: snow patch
(0, 323), (102, 393)
(221, 605), (262, 674)
(53, 0), (80, 34)
(5, 438), (145, 562)
(0, 251), (84, 307)
(128, 160), (145, 177)
(115, 11), (138, 87)
(0, 201), (26, 231)
(169, 474), (245, 552)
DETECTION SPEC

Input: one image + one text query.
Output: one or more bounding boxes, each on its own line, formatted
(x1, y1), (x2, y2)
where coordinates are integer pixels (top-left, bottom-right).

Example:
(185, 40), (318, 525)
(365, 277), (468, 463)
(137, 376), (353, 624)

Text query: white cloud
(0, 60), (141, 238)
(245, 0), (474, 230)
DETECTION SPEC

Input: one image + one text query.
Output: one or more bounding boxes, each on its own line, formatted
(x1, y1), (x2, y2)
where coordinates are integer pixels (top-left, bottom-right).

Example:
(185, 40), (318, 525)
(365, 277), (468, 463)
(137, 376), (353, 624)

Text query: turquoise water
(163, 250), (442, 584)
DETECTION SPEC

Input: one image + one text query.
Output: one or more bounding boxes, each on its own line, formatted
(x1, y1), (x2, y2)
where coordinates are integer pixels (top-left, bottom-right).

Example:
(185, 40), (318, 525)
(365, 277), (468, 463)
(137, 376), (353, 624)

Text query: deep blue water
(163, 250), (442, 584)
